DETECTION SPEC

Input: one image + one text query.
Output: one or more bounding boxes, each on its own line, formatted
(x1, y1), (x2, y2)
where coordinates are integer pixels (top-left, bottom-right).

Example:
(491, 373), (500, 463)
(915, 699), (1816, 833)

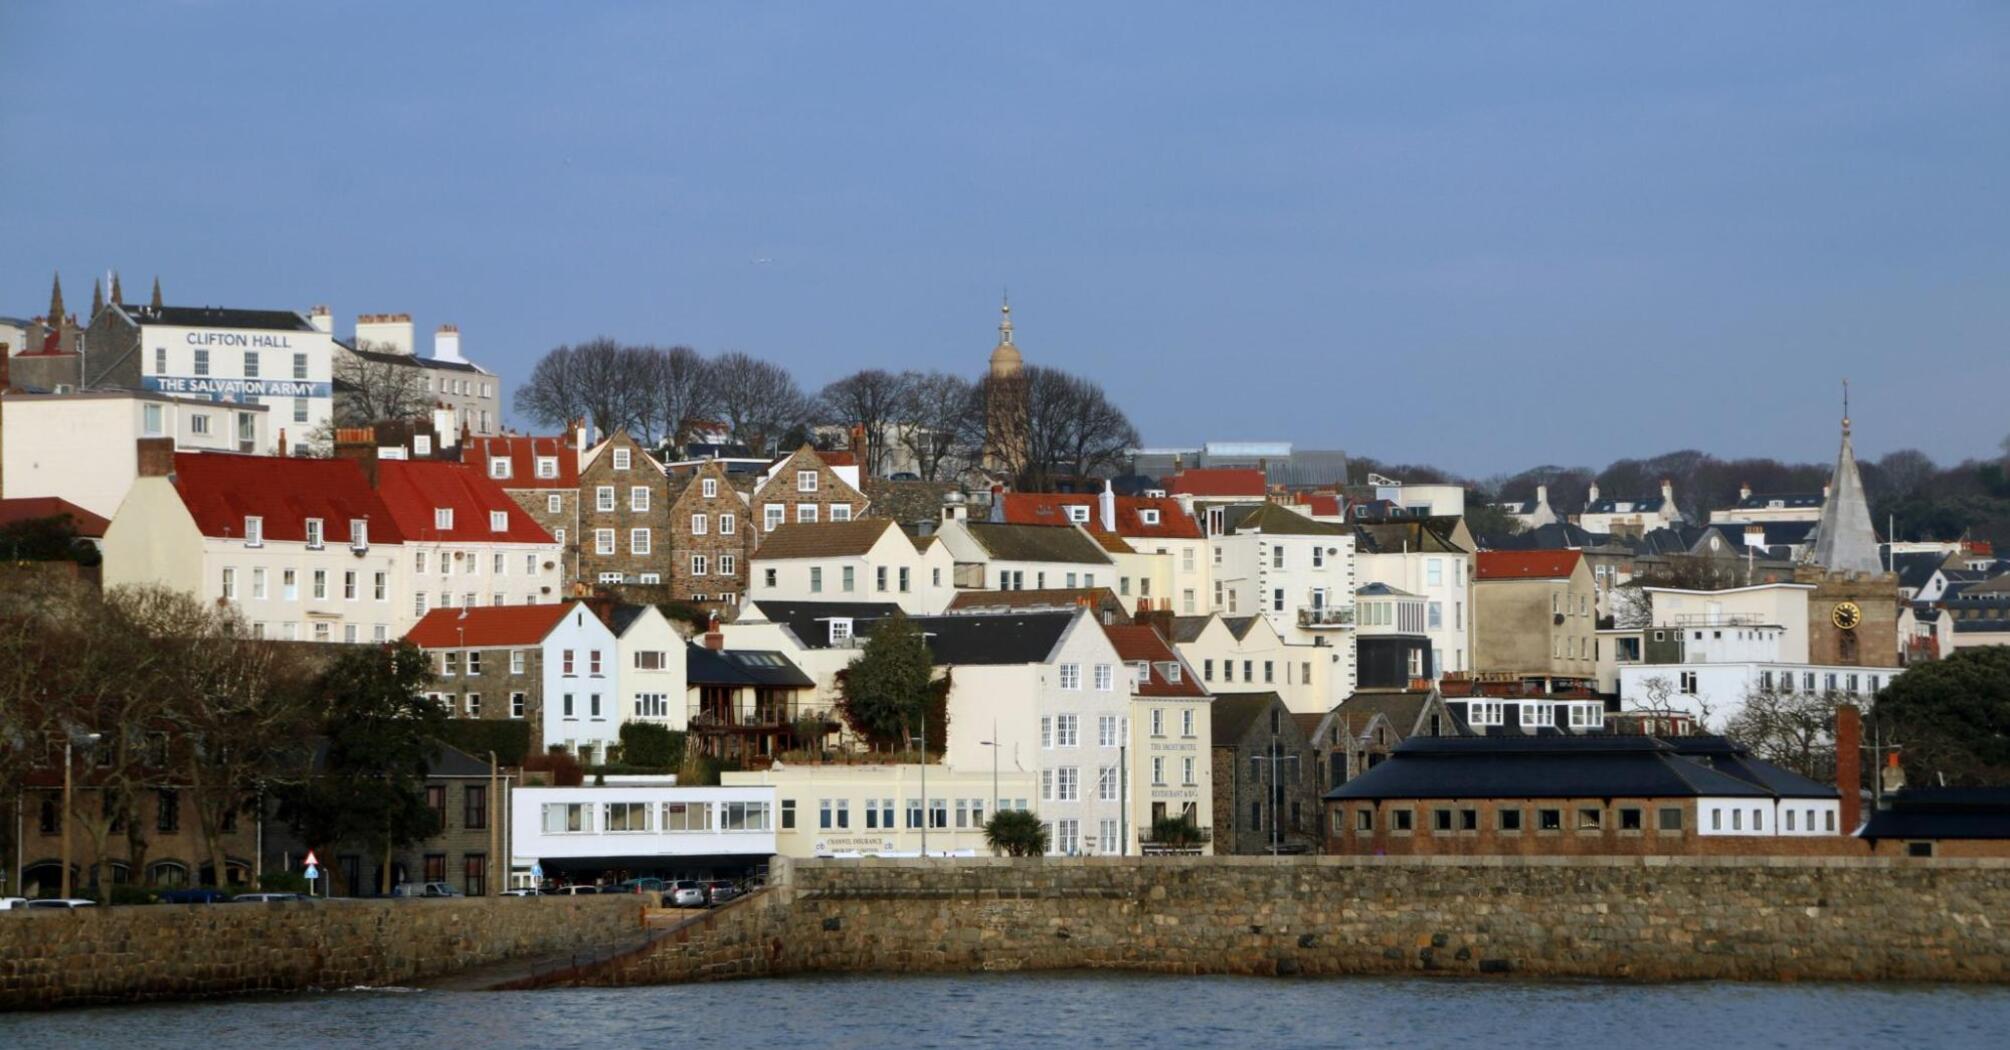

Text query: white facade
(613, 605), (687, 728)
(511, 785), (778, 864)
(135, 320), (334, 451)
(102, 476), (402, 644)
(1175, 614), (1349, 715)
(1695, 796), (1841, 837)
(401, 539), (563, 629)
(538, 605), (626, 761)
(748, 526), (957, 614)
(1357, 548), (1472, 679)
(933, 519), (1118, 593)
(1616, 661), (1895, 729)
(1646, 583), (1815, 663)
(1127, 688), (1213, 855)
(724, 764), (1037, 858)
(0, 390), (268, 518)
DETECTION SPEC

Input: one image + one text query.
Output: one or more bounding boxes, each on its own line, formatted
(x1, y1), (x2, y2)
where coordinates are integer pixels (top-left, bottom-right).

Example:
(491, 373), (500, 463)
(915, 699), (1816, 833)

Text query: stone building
(13, 774), (262, 898)
(1209, 692), (1320, 854)
(578, 430), (671, 587)
(665, 458), (751, 615)
(335, 313), (502, 436)
(751, 446), (870, 539)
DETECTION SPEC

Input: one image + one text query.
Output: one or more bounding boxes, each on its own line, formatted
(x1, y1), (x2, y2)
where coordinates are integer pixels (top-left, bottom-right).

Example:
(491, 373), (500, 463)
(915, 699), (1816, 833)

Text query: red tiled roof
(1293, 493), (1343, 517)
(170, 452), (406, 544)
(1102, 624), (1207, 697)
(0, 497), (110, 537)
(817, 450), (857, 467)
(376, 460), (555, 545)
(997, 493), (1203, 539)
(1475, 549), (1583, 581)
(461, 434), (578, 489)
(1165, 468), (1266, 498)
(405, 602), (574, 648)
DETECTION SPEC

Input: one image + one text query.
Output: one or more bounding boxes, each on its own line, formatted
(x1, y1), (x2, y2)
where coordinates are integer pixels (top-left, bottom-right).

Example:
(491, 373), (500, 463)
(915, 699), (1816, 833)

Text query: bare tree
(898, 371), (976, 481)
(515, 338), (650, 441)
(1724, 683), (1845, 781)
(710, 351), (807, 457)
(333, 345), (430, 426)
(818, 369), (916, 477)
(641, 345), (715, 455)
(1632, 673), (1714, 731)
(981, 366), (1140, 491)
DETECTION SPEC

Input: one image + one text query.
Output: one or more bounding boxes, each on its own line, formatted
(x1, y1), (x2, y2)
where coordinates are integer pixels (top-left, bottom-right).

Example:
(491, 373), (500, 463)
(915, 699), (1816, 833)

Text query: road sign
(304, 864), (319, 881)
(303, 850), (321, 868)
(530, 863), (544, 880)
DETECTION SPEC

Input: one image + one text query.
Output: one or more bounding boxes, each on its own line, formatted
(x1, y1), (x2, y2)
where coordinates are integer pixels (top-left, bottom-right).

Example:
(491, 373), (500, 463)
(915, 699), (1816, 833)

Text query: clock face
(1832, 601), (1863, 631)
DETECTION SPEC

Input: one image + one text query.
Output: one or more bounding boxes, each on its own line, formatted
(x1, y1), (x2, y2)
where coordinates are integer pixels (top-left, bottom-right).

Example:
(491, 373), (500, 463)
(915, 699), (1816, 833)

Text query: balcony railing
(688, 701), (834, 731)
(1297, 606), (1355, 627)
(1664, 613), (1767, 627)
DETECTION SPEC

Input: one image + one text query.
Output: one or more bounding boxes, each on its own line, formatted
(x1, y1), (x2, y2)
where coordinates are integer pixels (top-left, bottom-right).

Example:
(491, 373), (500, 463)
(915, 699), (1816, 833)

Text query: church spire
(47, 271), (64, 325)
(1805, 381), (1883, 575)
(151, 275), (163, 309)
(111, 270), (124, 306)
(91, 278), (105, 317)
(987, 293), (1024, 379)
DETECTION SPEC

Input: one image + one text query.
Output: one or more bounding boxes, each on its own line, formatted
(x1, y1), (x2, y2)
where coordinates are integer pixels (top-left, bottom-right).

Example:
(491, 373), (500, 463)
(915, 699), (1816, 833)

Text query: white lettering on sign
(142, 376), (330, 400)
(184, 331), (297, 349)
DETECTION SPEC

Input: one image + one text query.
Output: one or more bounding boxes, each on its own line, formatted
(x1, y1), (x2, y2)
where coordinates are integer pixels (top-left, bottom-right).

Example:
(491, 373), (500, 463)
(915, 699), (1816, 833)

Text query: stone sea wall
(577, 855), (2010, 986)
(0, 894), (643, 1010)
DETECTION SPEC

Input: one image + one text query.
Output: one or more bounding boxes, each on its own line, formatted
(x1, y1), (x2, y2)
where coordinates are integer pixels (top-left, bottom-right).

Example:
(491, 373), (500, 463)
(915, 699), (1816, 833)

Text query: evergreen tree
(834, 613), (943, 748)
(1874, 647), (2010, 787)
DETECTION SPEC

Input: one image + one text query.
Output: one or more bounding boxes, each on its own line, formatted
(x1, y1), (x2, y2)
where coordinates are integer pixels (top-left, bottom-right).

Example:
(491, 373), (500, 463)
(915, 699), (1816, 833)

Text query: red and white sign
(302, 850), (321, 868)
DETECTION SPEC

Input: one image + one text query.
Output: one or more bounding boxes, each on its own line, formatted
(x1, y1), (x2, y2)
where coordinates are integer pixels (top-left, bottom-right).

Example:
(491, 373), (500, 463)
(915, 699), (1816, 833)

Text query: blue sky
(4, 2), (2007, 476)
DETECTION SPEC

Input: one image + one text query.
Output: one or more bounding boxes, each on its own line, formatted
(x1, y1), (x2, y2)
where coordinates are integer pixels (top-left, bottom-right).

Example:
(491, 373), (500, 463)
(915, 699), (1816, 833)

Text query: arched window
(148, 861), (189, 888)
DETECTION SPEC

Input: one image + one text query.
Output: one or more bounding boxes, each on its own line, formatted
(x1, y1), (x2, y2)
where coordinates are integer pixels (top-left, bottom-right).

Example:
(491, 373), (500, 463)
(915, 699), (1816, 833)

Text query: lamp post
(60, 731), (102, 899)
(978, 720), (1001, 821)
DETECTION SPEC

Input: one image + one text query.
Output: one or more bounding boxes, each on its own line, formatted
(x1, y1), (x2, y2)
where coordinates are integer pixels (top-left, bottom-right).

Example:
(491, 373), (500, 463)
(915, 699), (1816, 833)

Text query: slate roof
(406, 603), (573, 648)
(169, 452), (405, 544)
(1478, 522), (1607, 551)
(1859, 789), (2010, 841)
(1475, 549), (1582, 580)
(1220, 502), (1346, 536)
(743, 600), (903, 650)
(1211, 692), (1286, 745)
(860, 478), (959, 526)
(1730, 492), (1824, 511)
(686, 645), (815, 687)
(114, 303), (316, 332)
(344, 342), (488, 374)
(375, 460), (553, 545)
(1584, 495), (1669, 514)
(602, 603), (655, 637)
(1332, 688), (1442, 740)
(1220, 615), (1266, 640)
(0, 496), (110, 537)
(1324, 735), (1829, 801)
(862, 610), (1077, 666)
(1353, 520), (1466, 555)
(1166, 615), (1215, 644)
(1356, 582), (1418, 598)
(753, 519), (899, 560)
(959, 522), (1112, 565)
(1891, 552), (1951, 591)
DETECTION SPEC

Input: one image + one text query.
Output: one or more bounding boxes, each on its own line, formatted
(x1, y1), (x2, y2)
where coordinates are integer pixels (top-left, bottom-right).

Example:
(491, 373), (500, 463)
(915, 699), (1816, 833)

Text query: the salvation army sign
(141, 376), (331, 399)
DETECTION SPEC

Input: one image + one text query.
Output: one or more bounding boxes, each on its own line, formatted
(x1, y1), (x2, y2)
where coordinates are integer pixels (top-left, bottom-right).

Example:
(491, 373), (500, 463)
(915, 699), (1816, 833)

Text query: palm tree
(1144, 814), (1211, 851)
(983, 809), (1048, 857)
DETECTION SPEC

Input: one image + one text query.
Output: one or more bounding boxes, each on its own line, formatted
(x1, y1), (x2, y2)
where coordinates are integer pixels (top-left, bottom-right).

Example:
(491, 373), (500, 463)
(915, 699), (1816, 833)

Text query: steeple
(111, 270), (124, 306)
(987, 294), (1023, 379)
(1805, 381), (1883, 575)
(91, 278), (105, 317)
(47, 272), (64, 325)
(150, 275), (163, 309)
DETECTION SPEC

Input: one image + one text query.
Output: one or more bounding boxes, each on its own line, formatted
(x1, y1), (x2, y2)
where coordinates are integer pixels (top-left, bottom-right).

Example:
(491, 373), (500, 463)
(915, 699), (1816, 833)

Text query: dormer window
(536, 457), (558, 479)
(1133, 660), (1150, 683)
(1139, 509), (1160, 525)
(1065, 506), (1090, 524)
(304, 518), (324, 549)
(797, 470), (818, 492)
(613, 448), (631, 471)
(414, 434), (432, 456)
(490, 511), (509, 532)
(244, 516), (263, 547)
(350, 520), (369, 550)
(435, 508), (454, 530)
(489, 458), (511, 480)
(1163, 662), (1182, 683)
(829, 618), (853, 645)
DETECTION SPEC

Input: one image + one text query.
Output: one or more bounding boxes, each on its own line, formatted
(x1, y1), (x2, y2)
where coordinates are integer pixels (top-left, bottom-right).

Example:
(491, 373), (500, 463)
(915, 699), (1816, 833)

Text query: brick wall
(1323, 796), (1869, 857)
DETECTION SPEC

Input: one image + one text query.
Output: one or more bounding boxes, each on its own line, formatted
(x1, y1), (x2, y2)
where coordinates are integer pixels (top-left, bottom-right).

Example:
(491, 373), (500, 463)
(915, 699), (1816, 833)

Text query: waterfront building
(723, 764), (1037, 858)
(405, 602), (623, 761)
(683, 634), (821, 764)
(1859, 787), (2010, 859)
(1209, 692), (1319, 855)
(509, 783), (776, 886)
(1106, 624), (1214, 855)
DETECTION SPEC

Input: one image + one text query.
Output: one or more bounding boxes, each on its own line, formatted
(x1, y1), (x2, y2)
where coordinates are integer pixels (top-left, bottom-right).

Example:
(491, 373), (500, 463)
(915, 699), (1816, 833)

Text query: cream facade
(723, 764), (1037, 858)
(1357, 547), (1473, 679)
(1128, 685), (1214, 854)
(747, 523), (957, 614)
(0, 390), (267, 518)
(1173, 614), (1347, 716)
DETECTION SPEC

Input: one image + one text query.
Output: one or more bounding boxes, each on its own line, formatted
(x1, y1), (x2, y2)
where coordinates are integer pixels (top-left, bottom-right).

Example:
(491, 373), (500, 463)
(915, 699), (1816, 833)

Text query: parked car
(551, 884), (600, 895)
(500, 888), (541, 897)
(705, 881), (739, 906)
(24, 898), (96, 909)
(157, 888), (231, 904)
(669, 881), (706, 908)
(230, 892), (311, 903)
(0, 897), (27, 911)
(390, 881), (463, 898)
(616, 877), (666, 895)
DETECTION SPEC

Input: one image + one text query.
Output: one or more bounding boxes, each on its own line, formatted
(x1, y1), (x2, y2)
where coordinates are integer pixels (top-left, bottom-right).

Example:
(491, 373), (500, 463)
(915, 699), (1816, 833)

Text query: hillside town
(3, 277), (2007, 905)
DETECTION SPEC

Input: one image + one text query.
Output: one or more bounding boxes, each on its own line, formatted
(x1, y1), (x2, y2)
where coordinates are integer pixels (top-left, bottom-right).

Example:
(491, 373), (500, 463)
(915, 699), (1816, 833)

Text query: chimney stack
(1535, 483), (1548, 508)
(333, 426), (381, 487)
(1660, 478), (1675, 505)
(573, 418), (589, 465)
(308, 305), (333, 335)
(1587, 482), (1600, 505)
(1739, 482), (1752, 501)
(354, 313), (415, 355)
(1099, 478), (1117, 533)
(849, 423), (868, 473)
(433, 324), (464, 363)
(1835, 704), (1863, 835)
(277, 428), (289, 458)
(135, 437), (175, 478)
(704, 614), (724, 651)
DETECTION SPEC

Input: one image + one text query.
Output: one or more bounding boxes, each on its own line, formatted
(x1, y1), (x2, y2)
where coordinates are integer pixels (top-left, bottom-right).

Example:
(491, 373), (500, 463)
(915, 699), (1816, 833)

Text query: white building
(408, 602), (626, 761)
(0, 389), (269, 518)
(93, 303), (335, 451)
(1206, 502), (1357, 695)
(996, 486), (1211, 617)
(746, 519), (956, 615)
(934, 519), (1118, 593)
(101, 451), (402, 644)
(510, 784), (777, 883)
(370, 457), (562, 628)
(1170, 613), (1349, 716)
(1577, 480), (1684, 535)
(604, 604), (687, 727)
(1353, 520), (1473, 679)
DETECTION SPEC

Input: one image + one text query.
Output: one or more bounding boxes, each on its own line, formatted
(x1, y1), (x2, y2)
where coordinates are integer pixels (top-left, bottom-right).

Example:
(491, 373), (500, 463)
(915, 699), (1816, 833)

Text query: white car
(0, 897), (27, 911)
(500, 888), (541, 897)
(230, 892), (312, 903)
(669, 881), (706, 908)
(24, 898), (96, 910)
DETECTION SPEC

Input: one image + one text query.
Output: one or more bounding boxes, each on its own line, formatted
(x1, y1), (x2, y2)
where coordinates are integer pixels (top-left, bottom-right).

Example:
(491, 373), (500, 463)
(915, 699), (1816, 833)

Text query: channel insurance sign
(138, 324), (334, 402)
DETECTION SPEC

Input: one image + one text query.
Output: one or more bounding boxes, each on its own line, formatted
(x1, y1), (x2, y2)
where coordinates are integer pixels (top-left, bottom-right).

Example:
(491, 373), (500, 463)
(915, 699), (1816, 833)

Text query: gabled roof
(1166, 467), (1267, 498)
(169, 452), (405, 544)
(1102, 624), (1205, 697)
(1584, 496), (1669, 514)
(686, 645), (816, 687)
(958, 522), (1113, 565)
(462, 434), (579, 489)
(1478, 521), (1608, 552)
(0, 496), (110, 537)
(861, 478), (959, 526)
(1332, 688), (1445, 741)
(1220, 502), (1346, 536)
(753, 519), (900, 560)
(1353, 520), (1465, 555)
(998, 493), (1203, 540)
(741, 600), (903, 650)
(1892, 551), (1951, 591)
(863, 611), (1078, 666)
(1475, 549), (1582, 581)
(406, 603), (573, 648)
(1165, 615), (1217, 644)
(375, 460), (553, 545)
(1220, 615), (1267, 640)
(1211, 692), (1287, 744)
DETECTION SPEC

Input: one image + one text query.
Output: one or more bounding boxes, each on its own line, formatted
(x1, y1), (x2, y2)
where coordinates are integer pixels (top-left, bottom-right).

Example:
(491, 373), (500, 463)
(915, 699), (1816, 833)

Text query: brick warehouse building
(1325, 734), (1860, 857)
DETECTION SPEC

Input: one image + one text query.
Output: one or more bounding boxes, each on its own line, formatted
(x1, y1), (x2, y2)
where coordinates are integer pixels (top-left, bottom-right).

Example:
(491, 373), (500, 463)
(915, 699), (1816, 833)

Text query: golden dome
(988, 299), (1022, 377)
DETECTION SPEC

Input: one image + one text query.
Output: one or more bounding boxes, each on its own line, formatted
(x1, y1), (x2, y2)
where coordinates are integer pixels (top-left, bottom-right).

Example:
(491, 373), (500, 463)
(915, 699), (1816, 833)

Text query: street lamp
(60, 731), (102, 899)
(978, 720), (1001, 823)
